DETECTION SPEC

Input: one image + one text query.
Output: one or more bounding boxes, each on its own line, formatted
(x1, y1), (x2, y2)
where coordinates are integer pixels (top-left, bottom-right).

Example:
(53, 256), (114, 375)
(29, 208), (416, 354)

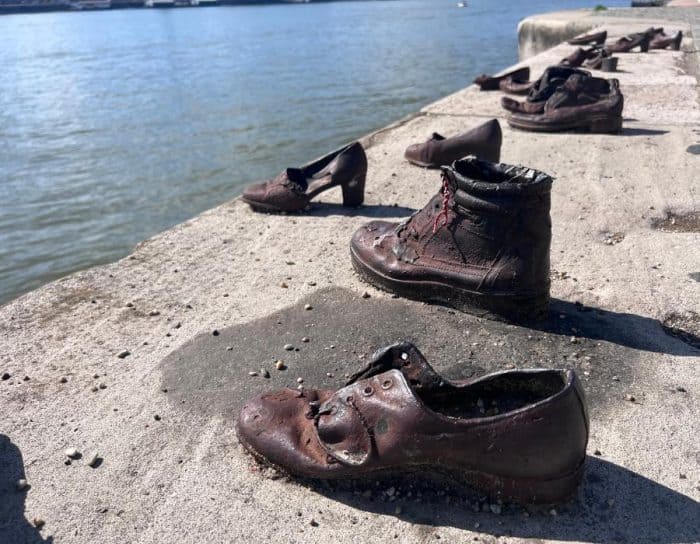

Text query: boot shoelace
(432, 171), (452, 234)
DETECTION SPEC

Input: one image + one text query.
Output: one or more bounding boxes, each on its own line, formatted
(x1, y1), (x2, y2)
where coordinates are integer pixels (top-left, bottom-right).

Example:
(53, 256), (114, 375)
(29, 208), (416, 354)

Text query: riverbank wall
(1, 9), (698, 544)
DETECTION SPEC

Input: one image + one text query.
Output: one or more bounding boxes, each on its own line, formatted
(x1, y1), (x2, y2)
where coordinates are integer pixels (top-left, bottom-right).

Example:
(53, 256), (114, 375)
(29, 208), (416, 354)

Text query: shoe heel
(639, 36), (650, 53)
(460, 460), (586, 505)
(590, 116), (622, 134)
(342, 173), (365, 207)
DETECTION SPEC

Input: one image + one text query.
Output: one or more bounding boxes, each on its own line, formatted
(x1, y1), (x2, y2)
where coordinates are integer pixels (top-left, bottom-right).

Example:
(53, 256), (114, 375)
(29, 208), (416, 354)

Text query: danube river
(0, 0), (629, 304)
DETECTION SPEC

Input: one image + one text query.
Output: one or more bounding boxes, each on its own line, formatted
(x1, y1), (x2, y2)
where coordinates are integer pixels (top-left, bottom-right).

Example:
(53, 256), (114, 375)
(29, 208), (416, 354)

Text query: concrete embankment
(1, 10), (699, 544)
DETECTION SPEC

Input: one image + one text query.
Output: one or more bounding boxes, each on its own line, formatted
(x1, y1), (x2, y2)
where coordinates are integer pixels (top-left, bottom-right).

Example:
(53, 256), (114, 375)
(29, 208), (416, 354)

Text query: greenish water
(0, 0), (629, 305)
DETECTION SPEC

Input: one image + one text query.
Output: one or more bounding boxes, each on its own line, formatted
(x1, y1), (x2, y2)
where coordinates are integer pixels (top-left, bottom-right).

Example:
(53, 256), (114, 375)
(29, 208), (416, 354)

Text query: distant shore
(0, 0), (362, 15)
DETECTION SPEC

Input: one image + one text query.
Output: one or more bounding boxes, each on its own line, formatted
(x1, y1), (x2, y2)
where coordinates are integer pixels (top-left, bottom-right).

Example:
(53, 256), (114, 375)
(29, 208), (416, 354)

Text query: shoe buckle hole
(345, 395), (354, 403)
(362, 386), (374, 396)
(381, 379), (393, 390)
(401, 352), (409, 361)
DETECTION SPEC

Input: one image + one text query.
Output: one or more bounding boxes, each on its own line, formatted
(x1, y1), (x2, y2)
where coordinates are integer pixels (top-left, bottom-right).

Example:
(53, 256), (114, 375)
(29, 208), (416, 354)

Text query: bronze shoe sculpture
(241, 141), (367, 213)
(351, 157), (553, 321)
(508, 74), (623, 133)
(403, 119), (502, 168)
(604, 32), (650, 53)
(559, 47), (600, 68)
(501, 66), (591, 114)
(473, 66), (530, 91)
(500, 65), (588, 97)
(236, 341), (589, 505)
(568, 29), (607, 46)
(650, 31), (682, 51)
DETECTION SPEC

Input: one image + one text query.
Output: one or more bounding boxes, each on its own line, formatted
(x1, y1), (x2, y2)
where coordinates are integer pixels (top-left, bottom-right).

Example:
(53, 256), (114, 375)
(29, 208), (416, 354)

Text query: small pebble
(212, 330), (220, 336)
(16, 479), (28, 491)
(87, 453), (100, 468)
(249, 371), (258, 377)
(326, 372), (333, 378)
(304, 304), (312, 311)
(612, 375), (620, 381)
(280, 282), (288, 288)
(489, 504), (502, 515)
(99, 383), (107, 390)
(284, 343), (294, 351)
(594, 449), (602, 456)
(226, 346), (233, 351)
(33, 518), (45, 529)
(154, 414), (161, 421)
(679, 473), (687, 479)
(275, 361), (286, 370)
(59, 377), (68, 384)
(301, 337), (310, 343)
(117, 350), (130, 359)
(309, 519), (319, 527)
(297, 377), (304, 383)
(149, 310), (160, 316)
(549, 508), (558, 516)
(624, 394), (636, 402)
(260, 369), (270, 379)
(362, 292), (371, 299)
(677, 386), (687, 393)
(65, 448), (80, 459)
(307, 281), (317, 286)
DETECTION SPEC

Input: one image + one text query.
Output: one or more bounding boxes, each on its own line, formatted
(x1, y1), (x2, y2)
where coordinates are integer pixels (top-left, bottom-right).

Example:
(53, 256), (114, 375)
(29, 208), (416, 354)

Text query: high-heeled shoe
(241, 141), (367, 213)
(605, 32), (651, 54)
(650, 31), (682, 51)
(473, 66), (530, 91)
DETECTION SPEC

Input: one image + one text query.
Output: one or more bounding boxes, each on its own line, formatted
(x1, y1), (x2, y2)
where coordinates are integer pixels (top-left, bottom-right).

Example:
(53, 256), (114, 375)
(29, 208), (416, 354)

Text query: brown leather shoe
(241, 142), (367, 213)
(350, 157), (553, 321)
(501, 96), (544, 114)
(236, 341), (589, 505)
(650, 31), (682, 51)
(473, 66), (530, 91)
(403, 119), (502, 168)
(508, 74), (623, 133)
(559, 47), (599, 68)
(568, 29), (607, 46)
(604, 32), (651, 54)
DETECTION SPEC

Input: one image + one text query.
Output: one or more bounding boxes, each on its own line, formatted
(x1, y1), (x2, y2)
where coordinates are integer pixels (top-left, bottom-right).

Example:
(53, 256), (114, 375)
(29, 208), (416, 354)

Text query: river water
(0, 0), (628, 305)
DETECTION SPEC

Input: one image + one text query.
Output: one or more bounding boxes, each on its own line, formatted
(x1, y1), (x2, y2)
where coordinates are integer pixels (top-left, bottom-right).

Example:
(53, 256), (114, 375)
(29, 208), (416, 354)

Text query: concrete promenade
(1, 11), (699, 544)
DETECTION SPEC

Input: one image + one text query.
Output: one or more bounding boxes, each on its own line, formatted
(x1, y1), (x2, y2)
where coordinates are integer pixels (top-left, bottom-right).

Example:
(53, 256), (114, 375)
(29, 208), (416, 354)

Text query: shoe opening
(453, 157), (552, 187)
(418, 370), (567, 420)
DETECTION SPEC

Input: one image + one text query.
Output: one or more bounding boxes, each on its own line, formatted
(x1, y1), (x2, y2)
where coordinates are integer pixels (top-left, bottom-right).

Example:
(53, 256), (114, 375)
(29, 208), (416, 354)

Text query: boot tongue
(346, 341), (446, 393)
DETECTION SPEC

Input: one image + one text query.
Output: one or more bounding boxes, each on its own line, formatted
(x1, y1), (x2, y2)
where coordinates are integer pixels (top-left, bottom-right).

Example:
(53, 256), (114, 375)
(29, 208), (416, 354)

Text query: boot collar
(446, 156), (553, 198)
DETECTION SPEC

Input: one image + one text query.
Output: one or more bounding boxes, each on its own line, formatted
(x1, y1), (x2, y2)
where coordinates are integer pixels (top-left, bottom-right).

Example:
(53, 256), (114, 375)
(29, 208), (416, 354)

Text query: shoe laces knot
(432, 170), (452, 234)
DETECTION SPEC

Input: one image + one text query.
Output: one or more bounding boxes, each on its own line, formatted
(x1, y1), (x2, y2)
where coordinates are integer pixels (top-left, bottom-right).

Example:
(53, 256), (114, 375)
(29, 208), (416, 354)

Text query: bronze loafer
(403, 119), (502, 168)
(236, 341), (589, 505)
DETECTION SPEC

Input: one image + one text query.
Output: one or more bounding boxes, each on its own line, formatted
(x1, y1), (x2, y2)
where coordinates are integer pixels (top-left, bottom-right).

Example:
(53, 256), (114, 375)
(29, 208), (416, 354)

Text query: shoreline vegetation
(0, 0), (352, 14)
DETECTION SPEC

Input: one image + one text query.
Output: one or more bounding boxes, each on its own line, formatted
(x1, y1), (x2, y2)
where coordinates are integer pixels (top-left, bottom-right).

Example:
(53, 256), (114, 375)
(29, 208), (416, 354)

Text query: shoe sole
(238, 430), (585, 506)
(350, 246), (549, 322)
(507, 114), (622, 134)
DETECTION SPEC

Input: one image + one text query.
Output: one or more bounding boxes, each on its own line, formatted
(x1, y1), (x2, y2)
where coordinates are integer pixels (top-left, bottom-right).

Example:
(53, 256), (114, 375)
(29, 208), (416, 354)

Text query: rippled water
(0, 0), (629, 305)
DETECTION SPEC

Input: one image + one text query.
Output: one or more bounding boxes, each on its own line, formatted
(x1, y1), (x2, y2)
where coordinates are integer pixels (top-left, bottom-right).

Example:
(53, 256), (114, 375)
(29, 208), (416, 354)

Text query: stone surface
(0, 13), (699, 544)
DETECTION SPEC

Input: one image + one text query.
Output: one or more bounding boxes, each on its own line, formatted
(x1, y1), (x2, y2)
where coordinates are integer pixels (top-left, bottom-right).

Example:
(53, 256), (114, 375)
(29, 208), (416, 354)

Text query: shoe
(403, 119), (502, 168)
(241, 142), (367, 213)
(350, 157), (553, 321)
(501, 96), (545, 114)
(498, 76), (534, 95)
(500, 66), (590, 114)
(583, 48), (610, 70)
(473, 66), (530, 91)
(236, 341), (589, 505)
(650, 31), (682, 51)
(559, 47), (600, 68)
(604, 32), (651, 53)
(568, 29), (607, 46)
(508, 74), (623, 133)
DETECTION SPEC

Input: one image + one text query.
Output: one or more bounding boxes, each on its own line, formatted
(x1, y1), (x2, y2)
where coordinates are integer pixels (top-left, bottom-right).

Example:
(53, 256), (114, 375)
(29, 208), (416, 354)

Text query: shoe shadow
(528, 298), (699, 356)
(306, 203), (416, 218)
(619, 127), (670, 136)
(309, 457), (700, 544)
(0, 434), (53, 544)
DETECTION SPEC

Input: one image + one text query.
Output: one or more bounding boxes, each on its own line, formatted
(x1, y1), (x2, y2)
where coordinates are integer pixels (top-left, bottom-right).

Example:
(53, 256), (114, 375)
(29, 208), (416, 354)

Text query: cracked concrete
(1, 13), (699, 544)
